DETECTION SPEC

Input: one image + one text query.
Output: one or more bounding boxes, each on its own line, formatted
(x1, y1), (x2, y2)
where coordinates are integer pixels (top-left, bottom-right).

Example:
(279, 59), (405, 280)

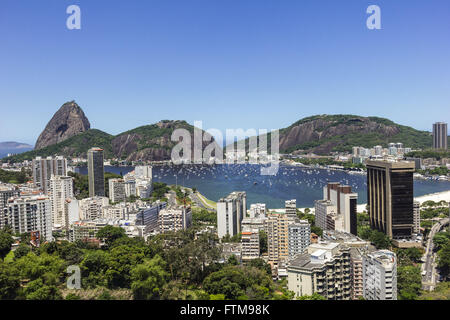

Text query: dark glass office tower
(87, 147), (105, 197)
(366, 160), (415, 239)
(432, 122), (448, 150)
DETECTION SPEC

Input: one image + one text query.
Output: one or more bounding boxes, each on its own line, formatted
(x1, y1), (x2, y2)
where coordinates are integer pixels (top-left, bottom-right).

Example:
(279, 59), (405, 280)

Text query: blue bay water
(75, 164), (450, 209)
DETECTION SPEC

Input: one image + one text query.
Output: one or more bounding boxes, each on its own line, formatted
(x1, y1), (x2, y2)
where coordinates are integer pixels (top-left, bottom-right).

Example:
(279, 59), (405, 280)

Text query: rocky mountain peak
(35, 101), (91, 150)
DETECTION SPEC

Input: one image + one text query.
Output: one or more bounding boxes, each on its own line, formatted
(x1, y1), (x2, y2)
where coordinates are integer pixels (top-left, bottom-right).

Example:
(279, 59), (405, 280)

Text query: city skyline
(1, 0), (450, 144)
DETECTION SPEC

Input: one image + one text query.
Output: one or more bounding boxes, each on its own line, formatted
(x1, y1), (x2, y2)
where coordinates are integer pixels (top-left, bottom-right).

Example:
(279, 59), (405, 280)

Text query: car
(421, 270), (427, 276)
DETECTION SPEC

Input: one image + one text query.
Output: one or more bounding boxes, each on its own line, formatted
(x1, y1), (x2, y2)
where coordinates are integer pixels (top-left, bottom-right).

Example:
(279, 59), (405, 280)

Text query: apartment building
(79, 196), (109, 220)
(249, 203), (266, 218)
(48, 175), (74, 228)
(217, 191), (246, 238)
(288, 219), (311, 258)
(32, 156), (67, 194)
(241, 228), (260, 261)
(135, 201), (167, 233)
(266, 213), (290, 268)
(0, 184), (20, 229)
(363, 250), (397, 300)
(323, 182), (358, 235)
(241, 216), (267, 233)
(134, 165), (153, 179)
(3, 195), (53, 242)
(287, 242), (352, 300)
(314, 199), (337, 231)
(108, 178), (126, 203)
(159, 206), (192, 233)
(124, 180), (137, 198)
(285, 199), (297, 219)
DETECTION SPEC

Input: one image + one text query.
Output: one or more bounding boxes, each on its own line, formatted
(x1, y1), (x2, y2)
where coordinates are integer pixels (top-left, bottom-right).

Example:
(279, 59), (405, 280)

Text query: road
(422, 217), (449, 291)
(190, 192), (216, 212)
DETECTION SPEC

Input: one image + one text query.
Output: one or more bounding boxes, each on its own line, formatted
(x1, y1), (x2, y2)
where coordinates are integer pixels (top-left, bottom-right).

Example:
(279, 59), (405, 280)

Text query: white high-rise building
(136, 179), (152, 199)
(249, 203), (266, 218)
(314, 199), (337, 231)
(108, 178), (126, 203)
(3, 195), (53, 242)
(374, 145), (383, 156)
(288, 219), (311, 257)
(217, 191), (246, 239)
(158, 206), (192, 233)
(323, 183), (358, 235)
(32, 156), (67, 194)
(363, 250), (397, 300)
(135, 166), (152, 179)
(241, 228), (260, 261)
(64, 198), (80, 228)
(79, 197), (109, 220)
(124, 180), (137, 198)
(0, 184), (20, 229)
(48, 175), (74, 228)
(287, 242), (352, 300)
(285, 199), (297, 218)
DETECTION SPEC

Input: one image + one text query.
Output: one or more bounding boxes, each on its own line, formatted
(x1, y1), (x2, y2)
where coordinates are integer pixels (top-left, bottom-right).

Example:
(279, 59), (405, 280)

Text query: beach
(267, 190), (450, 215)
(356, 190), (450, 213)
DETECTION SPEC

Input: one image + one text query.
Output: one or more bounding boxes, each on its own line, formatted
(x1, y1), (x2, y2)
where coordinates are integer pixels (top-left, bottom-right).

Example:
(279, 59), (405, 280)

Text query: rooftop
(219, 191), (246, 202)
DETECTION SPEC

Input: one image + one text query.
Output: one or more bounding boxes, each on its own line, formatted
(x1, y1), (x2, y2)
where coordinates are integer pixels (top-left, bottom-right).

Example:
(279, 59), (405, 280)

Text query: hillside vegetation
(3, 120), (217, 162)
(3, 129), (114, 162)
(230, 114), (435, 155)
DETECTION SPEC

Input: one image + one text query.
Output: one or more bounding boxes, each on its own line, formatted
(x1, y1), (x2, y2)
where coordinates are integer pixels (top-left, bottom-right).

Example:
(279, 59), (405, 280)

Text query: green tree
(396, 247), (424, 266)
(397, 265), (422, 300)
(259, 230), (268, 254)
(130, 255), (168, 300)
(24, 278), (62, 300)
(0, 228), (14, 260)
(96, 225), (127, 247)
(105, 245), (146, 288)
(437, 243), (450, 278)
(13, 244), (31, 260)
(297, 293), (326, 300)
(433, 232), (450, 251)
(311, 226), (323, 237)
(0, 262), (21, 299)
(14, 252), (65, 300)
(39, 241), (84, 265)
(203, 265), (275, 300)
(248, 258), (272, 276)
(227, 255), (239, 266)
(369, 230), (391, 249)
(80, 250), (110, 288)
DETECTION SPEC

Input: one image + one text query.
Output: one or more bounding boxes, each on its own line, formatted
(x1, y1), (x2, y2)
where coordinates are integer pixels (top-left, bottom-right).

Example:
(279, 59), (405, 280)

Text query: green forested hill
(229, 114), (436, 155)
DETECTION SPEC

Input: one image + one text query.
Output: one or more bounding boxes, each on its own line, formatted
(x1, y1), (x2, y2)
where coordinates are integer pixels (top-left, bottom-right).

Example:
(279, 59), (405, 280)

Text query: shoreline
(267, 190), (450, 215)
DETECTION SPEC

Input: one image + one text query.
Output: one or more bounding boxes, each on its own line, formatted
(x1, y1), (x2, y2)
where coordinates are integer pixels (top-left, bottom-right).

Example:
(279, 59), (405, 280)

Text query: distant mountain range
(229, 114), (441, 155)
(0, 142), (33, 158)
(3, 101), (218, 162)
(1, 102), (446, 162)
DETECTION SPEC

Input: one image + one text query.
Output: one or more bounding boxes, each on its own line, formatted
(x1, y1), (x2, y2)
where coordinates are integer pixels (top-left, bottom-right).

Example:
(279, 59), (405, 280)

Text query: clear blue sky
(1, 0), (449, 145)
